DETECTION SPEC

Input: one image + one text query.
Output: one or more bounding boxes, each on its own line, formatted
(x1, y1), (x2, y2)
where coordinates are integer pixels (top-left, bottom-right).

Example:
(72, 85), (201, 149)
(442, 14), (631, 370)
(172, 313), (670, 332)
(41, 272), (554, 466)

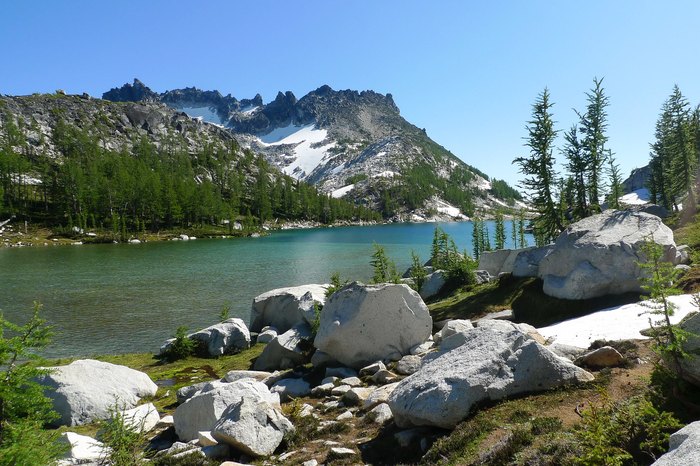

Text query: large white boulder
(173, 379), (280, 442)
(652, 421), (700, 465)
(419, 271), (448, 300)
(39, 359), (158, 426)
(250, 284), (328, 333)
(512, 245), (554, 277)
(538, 210), (678, 300)
(677, 313), (700, 386)
(314, 283), (432, 369)
(478, 248), (524, 276)
(388, 326), (593, 429)
(57, 432), (108, 465)
(212, 396), (294, 457)
(189, 318), (250, 356)
(120, 402), (160, 433)
(253, 323), (313, 371)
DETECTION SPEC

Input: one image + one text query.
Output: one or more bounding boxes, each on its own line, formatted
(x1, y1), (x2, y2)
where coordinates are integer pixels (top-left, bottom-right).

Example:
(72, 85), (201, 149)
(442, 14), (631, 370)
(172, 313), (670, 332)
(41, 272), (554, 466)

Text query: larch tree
(577, 77), (610, 211)
(562, 125), (588, 219)
(513, 88), (562, 245)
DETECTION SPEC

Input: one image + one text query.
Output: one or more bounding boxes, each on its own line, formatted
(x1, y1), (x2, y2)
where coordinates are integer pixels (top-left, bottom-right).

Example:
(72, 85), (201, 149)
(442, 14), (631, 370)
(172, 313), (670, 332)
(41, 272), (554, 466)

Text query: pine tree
(513, 88), (562, 245)
(606, 150), (623, 209)
(667, 86), (696, 212)
(562, 125), (588, 219)
(494, 212), (506, 249)
(510, 218), (517, 249)
(577, 77), (610, 211)
(472, 218), (482, 259)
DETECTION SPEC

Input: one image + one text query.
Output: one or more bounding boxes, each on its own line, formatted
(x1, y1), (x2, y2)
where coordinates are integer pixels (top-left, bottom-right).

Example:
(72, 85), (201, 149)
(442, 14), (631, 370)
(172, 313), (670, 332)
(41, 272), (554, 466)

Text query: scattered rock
(677, 245), (691, 265)
(331, 385), (352, 396)
(576, 346), (624, 368)
(434, 319), (473, 345)
(396, 355), (422, 375)
(173, 379), (279, 442)
(359, 361), (386, 377)
(250, 284), (327, 333)
(302, 460), (319, 466)
(652, 421), (700, 465)
(311, 382), (335, 397)
(372, 369), (399, 384)
(177, 380), (226, 404)
(368, 403), (394, 424)
(475, 269), (492, 284)
(340, 376), (363, 387)
(212, 396), (294, 457)
(342, 387), (374, 406)
(188, 318), (251, 356)
(328, 447), (357, 459)
(157, 415), (174, 428)
(547, 343), (587, 361)
(253, 323), (313, 371)
(538, 210), (678, 300)
(314, 282), (432, 369)
(363, 382), (400, 409)
(410, 340), (435, 355)
(336, 410), (354, 421)
(39, 359), (158, 426)
(271, 378), (312, 401)
(388, 326), (594, 429)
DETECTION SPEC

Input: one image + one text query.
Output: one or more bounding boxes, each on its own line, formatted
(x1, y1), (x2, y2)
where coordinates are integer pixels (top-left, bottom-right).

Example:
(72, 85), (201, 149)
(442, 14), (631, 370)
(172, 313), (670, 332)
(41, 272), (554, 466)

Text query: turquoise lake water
(0, 221), (531, 357)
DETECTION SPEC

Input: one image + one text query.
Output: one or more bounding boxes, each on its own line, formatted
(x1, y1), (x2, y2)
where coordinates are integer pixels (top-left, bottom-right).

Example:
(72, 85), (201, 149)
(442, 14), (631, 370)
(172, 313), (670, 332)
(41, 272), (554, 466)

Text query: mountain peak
(102, 79), (158, 102)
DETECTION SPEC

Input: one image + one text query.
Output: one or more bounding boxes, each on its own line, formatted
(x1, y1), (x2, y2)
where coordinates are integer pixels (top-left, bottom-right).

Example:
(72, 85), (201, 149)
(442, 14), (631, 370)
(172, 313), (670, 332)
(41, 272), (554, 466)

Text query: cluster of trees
(0, 112), (380, 235)
(471, 210), (528, 259)
(514, 78), (621, 245)
(647, 86), (700, 214)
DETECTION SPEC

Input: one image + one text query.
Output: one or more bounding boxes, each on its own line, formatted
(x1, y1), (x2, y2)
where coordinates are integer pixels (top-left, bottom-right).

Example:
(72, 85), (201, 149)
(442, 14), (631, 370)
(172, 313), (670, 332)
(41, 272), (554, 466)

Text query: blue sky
(3, 0), (699, 187)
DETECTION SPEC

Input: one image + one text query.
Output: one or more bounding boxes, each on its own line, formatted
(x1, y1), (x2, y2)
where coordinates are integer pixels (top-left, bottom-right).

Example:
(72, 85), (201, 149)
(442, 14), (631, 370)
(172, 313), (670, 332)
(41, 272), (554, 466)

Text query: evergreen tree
(513, 88), (562, 245)
(577, 77), (610, 210)
(667, 86), (696, 212)
(561, 125), (588, 218)
(517, 209), (528, 248)
(510, 218), (517, 248)
(494, 212), (506, 250)
(472, 218), (482, 259)
(370, 243), (399, 284)
(606, 150), (623, 209)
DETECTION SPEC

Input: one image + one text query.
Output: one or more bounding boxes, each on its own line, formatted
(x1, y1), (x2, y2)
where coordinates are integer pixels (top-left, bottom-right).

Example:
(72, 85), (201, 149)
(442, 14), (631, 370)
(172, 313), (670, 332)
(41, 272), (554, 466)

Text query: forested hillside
(0, 93), (379, 239)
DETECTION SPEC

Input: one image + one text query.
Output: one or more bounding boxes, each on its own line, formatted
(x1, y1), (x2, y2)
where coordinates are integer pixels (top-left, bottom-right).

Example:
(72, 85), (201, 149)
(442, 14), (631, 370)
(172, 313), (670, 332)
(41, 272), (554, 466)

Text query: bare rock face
(39, 359), (158, 426)
(314, 282), (432, 369)
(538, 210), (678, 300)
(677, 313), (700, 387)
(388, 326), (593, 429)
(250, 284), (328, 333)
(652, 421), (700, 466)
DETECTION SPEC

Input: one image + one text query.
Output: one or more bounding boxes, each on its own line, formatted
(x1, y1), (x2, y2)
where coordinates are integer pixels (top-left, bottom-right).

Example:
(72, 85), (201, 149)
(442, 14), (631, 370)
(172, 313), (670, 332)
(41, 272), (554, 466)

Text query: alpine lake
(0, 221), (531, 358)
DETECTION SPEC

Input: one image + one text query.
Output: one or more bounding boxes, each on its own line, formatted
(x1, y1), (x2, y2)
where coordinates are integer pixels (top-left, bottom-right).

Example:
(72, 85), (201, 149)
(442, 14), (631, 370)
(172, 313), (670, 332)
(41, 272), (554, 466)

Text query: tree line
(0, 112), (380, 235)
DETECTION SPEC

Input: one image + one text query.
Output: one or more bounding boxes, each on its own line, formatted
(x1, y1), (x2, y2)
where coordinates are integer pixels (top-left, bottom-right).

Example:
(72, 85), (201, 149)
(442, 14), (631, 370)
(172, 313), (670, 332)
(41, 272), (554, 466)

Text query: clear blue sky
(3, 0), (699, 187)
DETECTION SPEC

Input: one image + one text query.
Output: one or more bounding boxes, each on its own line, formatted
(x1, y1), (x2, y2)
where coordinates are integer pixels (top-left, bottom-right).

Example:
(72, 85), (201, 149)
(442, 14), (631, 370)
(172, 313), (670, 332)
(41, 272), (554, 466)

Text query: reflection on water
(0, 221), (530, 357)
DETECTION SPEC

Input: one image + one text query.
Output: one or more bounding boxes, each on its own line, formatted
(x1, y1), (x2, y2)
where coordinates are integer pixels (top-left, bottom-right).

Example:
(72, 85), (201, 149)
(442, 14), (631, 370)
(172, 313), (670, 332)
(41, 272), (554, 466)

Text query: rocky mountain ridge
(103, 80), (524, 218)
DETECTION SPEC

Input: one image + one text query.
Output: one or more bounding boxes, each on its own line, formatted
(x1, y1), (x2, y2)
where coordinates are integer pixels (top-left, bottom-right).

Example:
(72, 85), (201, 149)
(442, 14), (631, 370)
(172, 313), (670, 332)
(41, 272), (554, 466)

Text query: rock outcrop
(388, 326), (593, 429)
(39, 359), (158, 426)
(173, 379), (282, 443)
(677, 313), (700, 386)
(419, 271), (447, 300)
(652, 421), (700, 465)
(253, 323), (313, 371)
(189, 318), (251, 356)
(250, 284), (327, 333)
(538, 210), (678, 300)
(314, 283), (432, 369)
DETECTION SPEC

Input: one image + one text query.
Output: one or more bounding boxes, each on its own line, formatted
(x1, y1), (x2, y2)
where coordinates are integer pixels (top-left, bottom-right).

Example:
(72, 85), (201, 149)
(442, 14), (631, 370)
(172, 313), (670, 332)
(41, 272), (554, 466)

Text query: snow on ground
(331, 184), (355, 198)
(620, 188), (650, 206)
(258, 124), (336, 178)
(372, 170), (398, 178)
(538, 294), (697, 348)
(477, 178), (492, 190)
(178, 106), (225, 125)
(433, 198), (467, 219)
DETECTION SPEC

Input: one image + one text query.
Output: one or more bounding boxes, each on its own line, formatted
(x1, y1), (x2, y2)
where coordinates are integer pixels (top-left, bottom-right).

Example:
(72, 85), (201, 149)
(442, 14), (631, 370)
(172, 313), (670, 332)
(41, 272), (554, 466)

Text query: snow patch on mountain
(178, 106), (225, 125)
(331, 184), (355, 198)
(258, 124), (336, 179)
(372, 170), (398, 178)
(620, 188), (650, 205)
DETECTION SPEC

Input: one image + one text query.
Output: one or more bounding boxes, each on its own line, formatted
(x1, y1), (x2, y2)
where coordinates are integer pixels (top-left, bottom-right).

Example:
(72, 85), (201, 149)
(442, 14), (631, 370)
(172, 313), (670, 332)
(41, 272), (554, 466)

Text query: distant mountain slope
(104, 80), (524, 219)
(0, 92), (379, 232)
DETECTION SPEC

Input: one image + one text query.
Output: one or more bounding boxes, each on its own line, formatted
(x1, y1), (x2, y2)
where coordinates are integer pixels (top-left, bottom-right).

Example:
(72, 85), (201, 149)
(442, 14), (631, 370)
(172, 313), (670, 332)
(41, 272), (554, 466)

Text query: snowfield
(178, 106), (225, 126)
(331, 184), (355, 198)
(258, 124), (336, 179)
(372, 170), (398, 178)
(620, 188), (651, 205)
(538, 294), (698, 348)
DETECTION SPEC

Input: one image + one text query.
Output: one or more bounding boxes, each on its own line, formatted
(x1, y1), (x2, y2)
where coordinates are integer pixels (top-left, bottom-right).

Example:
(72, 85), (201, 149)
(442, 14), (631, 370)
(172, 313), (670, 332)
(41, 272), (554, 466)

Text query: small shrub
(530, 416), (562, 435)
(218, 303), (230, 322)
(310, 302), (322, 337)
(370, 243), (400, 284)
(161, 326), (196, 362)
(99, 408), (146, 466)
(409, 250), (427, 292)
(325, 272), (349, 298)
(282, 399), (321, 448)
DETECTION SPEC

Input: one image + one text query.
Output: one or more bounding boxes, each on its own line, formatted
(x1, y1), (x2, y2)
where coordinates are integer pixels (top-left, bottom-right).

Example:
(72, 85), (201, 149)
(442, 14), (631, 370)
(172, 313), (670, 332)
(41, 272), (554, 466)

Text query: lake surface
(0, 221), (531, 358)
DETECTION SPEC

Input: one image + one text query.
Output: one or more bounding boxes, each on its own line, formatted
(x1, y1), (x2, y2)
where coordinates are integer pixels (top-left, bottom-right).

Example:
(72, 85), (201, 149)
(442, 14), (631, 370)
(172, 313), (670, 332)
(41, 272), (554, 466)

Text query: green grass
(429, 275), (640, 327)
